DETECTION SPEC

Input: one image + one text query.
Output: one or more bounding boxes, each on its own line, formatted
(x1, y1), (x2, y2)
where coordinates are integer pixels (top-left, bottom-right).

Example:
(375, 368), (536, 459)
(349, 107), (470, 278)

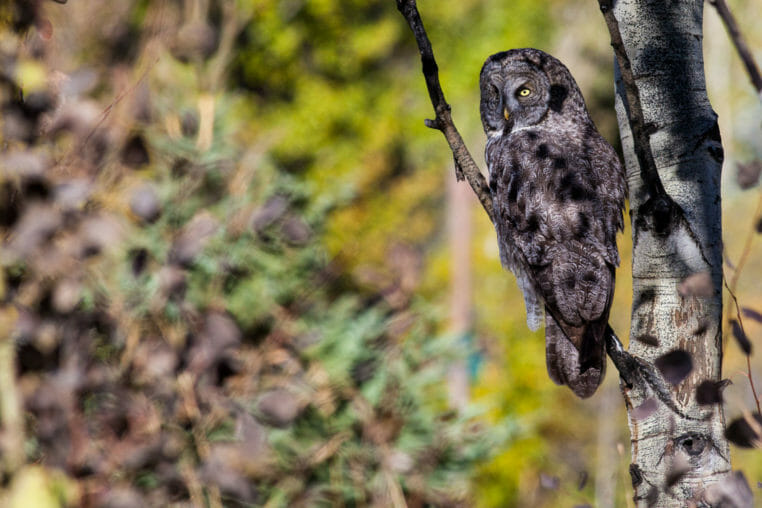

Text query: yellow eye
(518, 87), (531, 97)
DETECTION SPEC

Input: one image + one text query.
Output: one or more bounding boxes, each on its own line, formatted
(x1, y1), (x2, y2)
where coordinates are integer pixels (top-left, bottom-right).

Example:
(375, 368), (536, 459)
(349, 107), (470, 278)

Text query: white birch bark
(609, 1), (734, 506)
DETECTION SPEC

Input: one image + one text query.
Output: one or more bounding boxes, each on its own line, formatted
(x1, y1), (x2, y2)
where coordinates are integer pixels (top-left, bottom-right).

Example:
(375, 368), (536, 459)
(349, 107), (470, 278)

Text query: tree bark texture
(610, 1), (731, 506)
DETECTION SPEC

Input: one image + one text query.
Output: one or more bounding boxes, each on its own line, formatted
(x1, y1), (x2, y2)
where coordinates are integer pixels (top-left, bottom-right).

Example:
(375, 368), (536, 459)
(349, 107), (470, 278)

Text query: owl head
(479, 48), (587, 137)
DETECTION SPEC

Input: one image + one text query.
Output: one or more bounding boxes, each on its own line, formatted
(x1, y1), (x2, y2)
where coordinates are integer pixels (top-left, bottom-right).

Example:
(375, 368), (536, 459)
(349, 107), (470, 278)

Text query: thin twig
(724, 276), (762, 414)
(709, 0), (762, 98)
(59, 55), (159, 172)
(722, 190), (762, 414)
(395, 0), (494, 222)
(204, 0), (252, 92)
(727, 192), (762, 294)
(747, 355), (761, 414)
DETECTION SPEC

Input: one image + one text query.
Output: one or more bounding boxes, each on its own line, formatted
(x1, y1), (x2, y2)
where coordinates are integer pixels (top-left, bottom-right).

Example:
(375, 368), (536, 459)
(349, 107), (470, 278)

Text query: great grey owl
(480, 48), (626, 398)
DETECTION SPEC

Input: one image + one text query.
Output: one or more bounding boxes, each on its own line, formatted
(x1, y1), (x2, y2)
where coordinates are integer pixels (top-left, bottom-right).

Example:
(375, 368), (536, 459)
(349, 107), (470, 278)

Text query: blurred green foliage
(0, 0), (628, 506)
(232, 0), (553, 273)
(0, 1), (518, 505)
(230, 4), (595, 505)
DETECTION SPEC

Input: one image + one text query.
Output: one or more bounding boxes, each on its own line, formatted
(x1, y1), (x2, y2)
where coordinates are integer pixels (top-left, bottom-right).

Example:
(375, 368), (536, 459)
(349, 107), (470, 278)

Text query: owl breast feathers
(480, 48), (626, 398)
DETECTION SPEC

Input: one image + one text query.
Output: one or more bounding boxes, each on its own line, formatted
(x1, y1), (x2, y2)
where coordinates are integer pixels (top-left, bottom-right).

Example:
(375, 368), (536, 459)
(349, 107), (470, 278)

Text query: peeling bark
(607, 1), (732, 506)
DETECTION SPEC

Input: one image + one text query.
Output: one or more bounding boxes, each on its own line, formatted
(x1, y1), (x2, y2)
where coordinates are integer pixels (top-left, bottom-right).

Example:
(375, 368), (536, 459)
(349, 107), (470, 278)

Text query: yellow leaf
(15, 60), (47, 93)
(5, 466), (80, 508)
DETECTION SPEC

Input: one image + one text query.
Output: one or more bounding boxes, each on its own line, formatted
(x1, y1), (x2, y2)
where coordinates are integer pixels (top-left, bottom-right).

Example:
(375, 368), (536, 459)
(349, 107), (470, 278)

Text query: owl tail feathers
(545, 316), (606, 399)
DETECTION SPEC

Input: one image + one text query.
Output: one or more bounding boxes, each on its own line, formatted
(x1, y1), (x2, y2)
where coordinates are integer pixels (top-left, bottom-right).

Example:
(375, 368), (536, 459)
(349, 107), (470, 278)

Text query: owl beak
(503, 107), (510, 121)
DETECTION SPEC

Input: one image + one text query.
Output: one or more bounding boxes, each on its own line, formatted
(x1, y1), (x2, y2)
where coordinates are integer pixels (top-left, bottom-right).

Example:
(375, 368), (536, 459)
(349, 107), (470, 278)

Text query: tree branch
(709, 0), (762, 98)
(598, 0), (667, 202)
(395, 0), (494, 223)
(605, 328), (703, 421)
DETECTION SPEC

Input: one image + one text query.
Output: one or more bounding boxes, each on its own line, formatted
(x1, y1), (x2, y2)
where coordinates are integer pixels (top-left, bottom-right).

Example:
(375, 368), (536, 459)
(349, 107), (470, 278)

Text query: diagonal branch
(598, 0), (667, 201)
(395, 0), (494, 222)
(709, 0), (762, 99)
(605, 328), (704, 421)
(599, 0), (714, 280)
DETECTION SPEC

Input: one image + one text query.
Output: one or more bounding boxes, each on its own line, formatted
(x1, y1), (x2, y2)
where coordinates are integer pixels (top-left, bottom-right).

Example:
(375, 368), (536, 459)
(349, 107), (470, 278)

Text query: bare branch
(709, 0), (762, 98)
(395, 0), (494, 223)
(597, 0), (667, 202)
(722, 191), (762, 414)
(605, 327), (704, 421)
(724, 279), (762, 414)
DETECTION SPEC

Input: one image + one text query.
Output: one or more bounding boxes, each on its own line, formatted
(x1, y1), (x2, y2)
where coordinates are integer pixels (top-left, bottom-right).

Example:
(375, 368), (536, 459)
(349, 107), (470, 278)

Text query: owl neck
(510, 125), (543, 135)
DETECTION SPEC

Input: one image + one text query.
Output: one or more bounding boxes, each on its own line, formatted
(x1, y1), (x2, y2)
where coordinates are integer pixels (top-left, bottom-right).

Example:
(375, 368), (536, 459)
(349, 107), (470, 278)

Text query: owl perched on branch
(480, 48), (626, 398)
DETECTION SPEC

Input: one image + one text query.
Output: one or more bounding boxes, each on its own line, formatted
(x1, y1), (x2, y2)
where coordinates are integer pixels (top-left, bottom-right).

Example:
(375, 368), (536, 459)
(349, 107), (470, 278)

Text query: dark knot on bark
(675, 432), (707, 456)
(635, 195), (680, 236)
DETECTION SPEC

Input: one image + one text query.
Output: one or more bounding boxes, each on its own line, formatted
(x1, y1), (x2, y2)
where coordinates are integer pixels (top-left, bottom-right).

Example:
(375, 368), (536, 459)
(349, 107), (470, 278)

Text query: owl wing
(488, 130), (625, 397)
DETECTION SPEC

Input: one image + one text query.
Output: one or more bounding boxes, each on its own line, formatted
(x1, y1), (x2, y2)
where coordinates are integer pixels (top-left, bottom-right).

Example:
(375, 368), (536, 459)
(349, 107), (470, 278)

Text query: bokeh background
(1, 1), (761, 506)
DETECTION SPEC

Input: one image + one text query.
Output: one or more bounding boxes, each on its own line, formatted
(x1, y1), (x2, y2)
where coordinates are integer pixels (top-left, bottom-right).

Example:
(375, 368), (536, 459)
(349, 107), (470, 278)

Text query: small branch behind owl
(598, 0), (666, 203)
(395, 0), (495, 223)
(709, 0), (762, 99)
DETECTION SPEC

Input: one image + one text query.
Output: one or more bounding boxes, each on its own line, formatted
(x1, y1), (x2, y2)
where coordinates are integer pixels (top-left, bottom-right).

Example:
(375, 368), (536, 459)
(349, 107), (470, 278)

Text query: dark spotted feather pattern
(480, 49), (626, 398)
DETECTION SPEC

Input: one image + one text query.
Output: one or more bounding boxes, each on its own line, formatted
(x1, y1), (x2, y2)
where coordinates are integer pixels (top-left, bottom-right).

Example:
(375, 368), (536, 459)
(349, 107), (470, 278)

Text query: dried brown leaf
(577, 470), (588, 491)
(666, 455), (690, 488)
(170, 212), (218, 266)
(725, 413), (762, 448)
(129, 185), (161, 224)
(251, 196), (288, 232)
(257, 389), (302, 428)
(730, 320), (752, 355)
(281, 216), (312, 246)
(741, 307), (762, 323)
(695, 379), (730, 405)
(631, 397), (658, 421)
(678, 272), (713, 297)
(736, 160), (762, 189)
(655, 350), (693, 385)
(539, 473), (560, 490)
(703, 471), (753, 508)
(121, 134), (150, 168)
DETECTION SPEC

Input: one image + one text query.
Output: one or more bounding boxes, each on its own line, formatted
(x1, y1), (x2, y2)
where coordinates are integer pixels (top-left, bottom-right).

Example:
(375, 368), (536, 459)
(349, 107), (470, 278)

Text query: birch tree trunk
(609, 1), (731, 505)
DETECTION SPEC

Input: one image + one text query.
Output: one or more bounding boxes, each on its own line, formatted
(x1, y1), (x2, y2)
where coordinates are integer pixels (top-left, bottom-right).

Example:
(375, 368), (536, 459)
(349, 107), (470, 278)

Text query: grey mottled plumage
(480, 48), (626, 398)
